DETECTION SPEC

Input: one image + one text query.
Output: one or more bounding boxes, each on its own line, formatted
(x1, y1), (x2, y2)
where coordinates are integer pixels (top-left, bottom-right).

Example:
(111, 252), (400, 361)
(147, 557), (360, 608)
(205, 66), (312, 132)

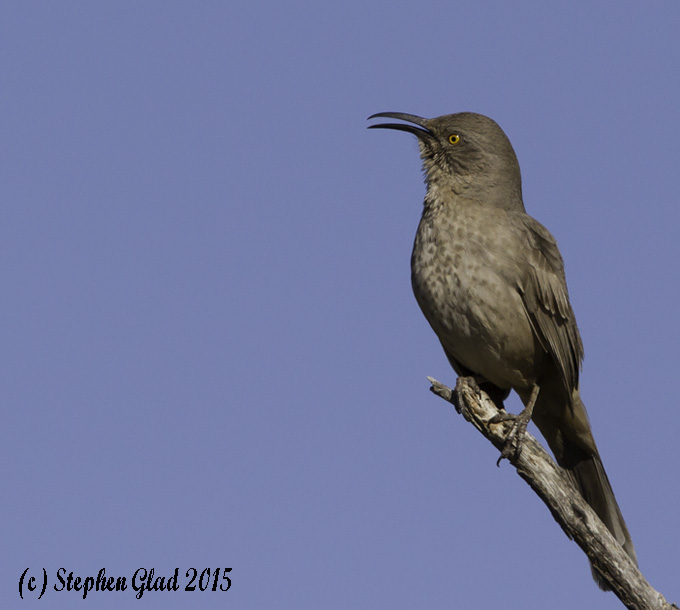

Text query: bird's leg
(490, 383), (540, 465)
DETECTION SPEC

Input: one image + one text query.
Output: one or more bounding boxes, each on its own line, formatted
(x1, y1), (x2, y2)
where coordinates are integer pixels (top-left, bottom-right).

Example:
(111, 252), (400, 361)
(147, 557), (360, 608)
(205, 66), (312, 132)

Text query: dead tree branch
(428, 376), (676, 610)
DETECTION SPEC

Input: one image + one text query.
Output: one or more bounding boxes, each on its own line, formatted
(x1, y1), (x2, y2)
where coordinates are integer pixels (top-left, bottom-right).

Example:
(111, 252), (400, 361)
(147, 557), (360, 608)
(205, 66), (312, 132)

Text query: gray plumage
(369, 111), (636, 589)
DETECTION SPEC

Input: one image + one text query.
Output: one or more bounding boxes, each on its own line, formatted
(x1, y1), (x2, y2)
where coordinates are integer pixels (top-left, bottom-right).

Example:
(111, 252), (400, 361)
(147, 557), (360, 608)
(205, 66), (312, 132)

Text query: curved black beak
(367, 112), (433, 138)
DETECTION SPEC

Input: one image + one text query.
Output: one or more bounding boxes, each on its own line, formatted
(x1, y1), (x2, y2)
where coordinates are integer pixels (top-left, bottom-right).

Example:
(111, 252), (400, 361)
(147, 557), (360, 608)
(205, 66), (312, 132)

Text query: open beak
(367, 112), (433, 140)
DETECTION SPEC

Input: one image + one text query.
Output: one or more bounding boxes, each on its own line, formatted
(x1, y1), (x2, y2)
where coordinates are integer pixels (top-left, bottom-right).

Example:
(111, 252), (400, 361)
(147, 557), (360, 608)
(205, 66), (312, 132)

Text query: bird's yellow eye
(448, 134), (461, 145)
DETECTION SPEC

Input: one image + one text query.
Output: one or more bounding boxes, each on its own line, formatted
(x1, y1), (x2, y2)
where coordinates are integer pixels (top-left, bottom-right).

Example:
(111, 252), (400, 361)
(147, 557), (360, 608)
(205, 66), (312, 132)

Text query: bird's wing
(515, 214), (584, 392)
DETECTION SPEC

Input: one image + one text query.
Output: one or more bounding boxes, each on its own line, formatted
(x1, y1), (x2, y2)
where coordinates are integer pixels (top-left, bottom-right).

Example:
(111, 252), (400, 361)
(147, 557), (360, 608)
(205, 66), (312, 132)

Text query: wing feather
(516, 215), (583, 391)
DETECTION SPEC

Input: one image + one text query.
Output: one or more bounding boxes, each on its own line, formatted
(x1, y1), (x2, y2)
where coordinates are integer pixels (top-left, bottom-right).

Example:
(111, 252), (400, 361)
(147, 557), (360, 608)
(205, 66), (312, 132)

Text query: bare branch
(428, 376), (677, 610)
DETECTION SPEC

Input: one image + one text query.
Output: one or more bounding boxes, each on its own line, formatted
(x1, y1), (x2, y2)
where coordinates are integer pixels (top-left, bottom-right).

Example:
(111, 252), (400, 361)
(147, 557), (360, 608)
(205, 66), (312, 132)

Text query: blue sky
(3, 2), (679, 608)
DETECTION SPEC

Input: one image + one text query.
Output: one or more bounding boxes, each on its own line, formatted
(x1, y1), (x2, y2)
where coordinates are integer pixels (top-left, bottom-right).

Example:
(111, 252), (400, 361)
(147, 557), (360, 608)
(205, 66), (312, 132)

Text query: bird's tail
(533, 391), (637, 590)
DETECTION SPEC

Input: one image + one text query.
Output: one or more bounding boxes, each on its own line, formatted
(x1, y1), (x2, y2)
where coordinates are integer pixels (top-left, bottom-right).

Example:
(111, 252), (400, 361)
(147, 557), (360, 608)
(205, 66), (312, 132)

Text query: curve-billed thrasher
(368, 111), (636, 588)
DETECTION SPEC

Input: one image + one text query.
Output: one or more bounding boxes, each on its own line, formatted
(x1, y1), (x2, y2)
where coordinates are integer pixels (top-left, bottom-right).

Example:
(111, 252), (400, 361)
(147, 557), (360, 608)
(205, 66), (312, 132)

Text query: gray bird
(368, 111), (636, 588)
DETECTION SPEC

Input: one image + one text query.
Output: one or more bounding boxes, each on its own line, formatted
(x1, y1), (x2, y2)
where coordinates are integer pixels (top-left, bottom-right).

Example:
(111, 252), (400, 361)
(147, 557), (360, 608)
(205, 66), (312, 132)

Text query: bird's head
(368, 111), (523, 210)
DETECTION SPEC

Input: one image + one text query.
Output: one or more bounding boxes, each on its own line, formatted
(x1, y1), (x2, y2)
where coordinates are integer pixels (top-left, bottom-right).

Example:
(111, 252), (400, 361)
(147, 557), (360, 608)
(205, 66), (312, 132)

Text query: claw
(492, 384), (539, 465)
(453, 376), (480, 420)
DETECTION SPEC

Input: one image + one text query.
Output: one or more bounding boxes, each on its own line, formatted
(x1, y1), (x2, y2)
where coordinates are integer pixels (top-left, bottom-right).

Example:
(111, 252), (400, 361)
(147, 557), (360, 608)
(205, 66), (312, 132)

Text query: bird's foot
(489, 384), (539, 466)
(490, 407), (532, 465)
(453, 376), (480, 420)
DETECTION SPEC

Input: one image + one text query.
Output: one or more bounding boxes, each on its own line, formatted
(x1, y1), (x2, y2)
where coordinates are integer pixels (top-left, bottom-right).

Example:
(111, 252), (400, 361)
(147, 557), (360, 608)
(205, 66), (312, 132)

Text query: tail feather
(569, 451), (637, 589)
(533, 391), (636, 590)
